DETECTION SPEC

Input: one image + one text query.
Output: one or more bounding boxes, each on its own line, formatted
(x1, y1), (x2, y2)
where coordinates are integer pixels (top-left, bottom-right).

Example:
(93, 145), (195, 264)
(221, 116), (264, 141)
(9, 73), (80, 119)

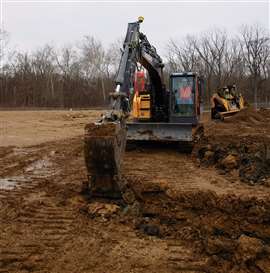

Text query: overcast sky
(2, 0), (270, 55)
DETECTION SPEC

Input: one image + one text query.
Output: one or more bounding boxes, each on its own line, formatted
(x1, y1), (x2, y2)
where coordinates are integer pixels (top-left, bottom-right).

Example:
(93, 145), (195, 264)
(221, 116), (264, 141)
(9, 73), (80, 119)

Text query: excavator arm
(84, 17), (166, 198)
(112, 17), (166, 119)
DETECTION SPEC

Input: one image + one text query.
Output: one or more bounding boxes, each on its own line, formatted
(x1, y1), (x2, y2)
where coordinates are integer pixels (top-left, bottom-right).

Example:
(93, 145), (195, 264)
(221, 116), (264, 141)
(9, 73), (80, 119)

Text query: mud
(0, 177), (24, 190)
(132, 184), (270, 273)
(1, 109), (270, 273)
(195, 108), (270, 185)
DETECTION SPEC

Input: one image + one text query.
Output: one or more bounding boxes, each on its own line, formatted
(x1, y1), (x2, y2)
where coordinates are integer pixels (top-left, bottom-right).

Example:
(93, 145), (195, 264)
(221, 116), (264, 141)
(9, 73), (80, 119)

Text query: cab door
(169, 74), (198, 124)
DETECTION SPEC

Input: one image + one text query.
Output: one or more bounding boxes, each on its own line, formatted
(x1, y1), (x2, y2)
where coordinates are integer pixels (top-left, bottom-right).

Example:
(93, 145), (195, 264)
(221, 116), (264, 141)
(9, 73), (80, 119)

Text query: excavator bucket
(84, 121), (127, 198)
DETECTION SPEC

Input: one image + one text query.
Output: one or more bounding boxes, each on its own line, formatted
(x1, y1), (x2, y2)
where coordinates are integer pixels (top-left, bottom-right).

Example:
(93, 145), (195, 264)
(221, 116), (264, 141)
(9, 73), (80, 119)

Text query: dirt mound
(226, 107), (265, 124)
(196, 141), (270, 184)
(195, 108), (270, 184)
(80, 173), (270, 273)
(117, 175), (270, 273)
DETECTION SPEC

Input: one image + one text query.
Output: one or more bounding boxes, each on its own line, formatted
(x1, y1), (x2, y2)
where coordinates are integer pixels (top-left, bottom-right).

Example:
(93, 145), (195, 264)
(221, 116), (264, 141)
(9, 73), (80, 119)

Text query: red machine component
(134, 71), (145, 95)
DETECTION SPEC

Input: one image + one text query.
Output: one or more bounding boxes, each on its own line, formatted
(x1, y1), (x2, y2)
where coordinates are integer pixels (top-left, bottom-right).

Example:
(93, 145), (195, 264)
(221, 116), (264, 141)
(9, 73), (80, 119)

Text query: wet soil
(1, 110), (270, 273)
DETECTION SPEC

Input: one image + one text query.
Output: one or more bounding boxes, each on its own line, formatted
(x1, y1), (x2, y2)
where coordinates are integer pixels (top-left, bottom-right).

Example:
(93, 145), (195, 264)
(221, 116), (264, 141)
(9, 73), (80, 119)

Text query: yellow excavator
(211, 84), (245, 120)
(84, 17), (204, 199)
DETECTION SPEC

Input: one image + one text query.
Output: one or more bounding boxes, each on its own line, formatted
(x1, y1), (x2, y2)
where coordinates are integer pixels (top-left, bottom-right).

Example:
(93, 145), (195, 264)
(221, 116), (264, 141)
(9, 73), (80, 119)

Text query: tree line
(0, 24), (269, 108)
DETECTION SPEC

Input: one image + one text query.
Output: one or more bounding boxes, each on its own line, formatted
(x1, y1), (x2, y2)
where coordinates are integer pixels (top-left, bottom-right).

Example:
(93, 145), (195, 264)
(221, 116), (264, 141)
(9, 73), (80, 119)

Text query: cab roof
(170, 72), (197, 76)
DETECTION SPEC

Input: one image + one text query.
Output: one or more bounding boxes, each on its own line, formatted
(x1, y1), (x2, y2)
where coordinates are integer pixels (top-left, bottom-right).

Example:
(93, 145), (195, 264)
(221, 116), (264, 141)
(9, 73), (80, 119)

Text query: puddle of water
(26, 157), (52, 173)
(0, 178), (17, 190)
(0, 157), (55, 191)
(0, 176), (26, 190)
(25, 157), (57, 178)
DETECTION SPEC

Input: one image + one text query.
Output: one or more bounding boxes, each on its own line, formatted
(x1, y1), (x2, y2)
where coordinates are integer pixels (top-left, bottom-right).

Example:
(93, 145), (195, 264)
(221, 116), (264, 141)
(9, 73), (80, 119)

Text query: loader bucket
(84, 121), (127, 198)
(219, 109), (242, 118)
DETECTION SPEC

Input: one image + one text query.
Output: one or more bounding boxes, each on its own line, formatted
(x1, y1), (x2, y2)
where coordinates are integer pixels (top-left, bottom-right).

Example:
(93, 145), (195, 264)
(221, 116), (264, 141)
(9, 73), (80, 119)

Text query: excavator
(84, 17), (204, 199)
(211, 84), (245, 120)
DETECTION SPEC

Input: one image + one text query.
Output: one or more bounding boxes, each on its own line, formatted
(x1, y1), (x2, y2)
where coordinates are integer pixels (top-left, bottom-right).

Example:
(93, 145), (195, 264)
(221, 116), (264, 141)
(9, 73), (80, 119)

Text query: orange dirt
(0, 109), (270, 273)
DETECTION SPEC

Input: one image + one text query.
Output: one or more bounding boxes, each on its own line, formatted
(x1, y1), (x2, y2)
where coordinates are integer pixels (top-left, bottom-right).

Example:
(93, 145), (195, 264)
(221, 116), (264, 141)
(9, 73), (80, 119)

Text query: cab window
(171, 76), (194, 116)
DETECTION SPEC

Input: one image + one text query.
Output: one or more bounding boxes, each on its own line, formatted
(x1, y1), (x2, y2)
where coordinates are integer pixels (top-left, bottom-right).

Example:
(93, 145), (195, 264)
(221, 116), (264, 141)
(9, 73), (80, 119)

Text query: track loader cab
(169, 72), (203, 125)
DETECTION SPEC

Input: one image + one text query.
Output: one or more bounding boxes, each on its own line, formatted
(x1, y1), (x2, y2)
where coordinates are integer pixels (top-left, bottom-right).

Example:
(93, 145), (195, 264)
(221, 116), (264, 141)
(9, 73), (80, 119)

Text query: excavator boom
(85, 17), (161, 198)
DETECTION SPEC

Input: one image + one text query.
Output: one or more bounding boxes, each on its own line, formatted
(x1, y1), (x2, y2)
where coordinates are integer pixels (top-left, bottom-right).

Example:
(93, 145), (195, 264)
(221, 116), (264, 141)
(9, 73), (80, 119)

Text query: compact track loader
(211, 84), (245, 120)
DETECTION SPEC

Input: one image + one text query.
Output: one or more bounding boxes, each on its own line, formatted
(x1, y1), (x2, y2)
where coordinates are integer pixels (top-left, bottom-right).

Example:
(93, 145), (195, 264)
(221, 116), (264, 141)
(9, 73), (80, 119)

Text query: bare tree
(239, 24), (270, 108)
(192, 29), (229, 91)
(1, 23), (269, 109)
(0, 28), (9, 69)
(106, 38), (123, 78)
(31, 45), (55, 77)
(79, 36), (111, 101)
(166, 35), (201, 73)
(54, 45), (87, 107)
(223, 38), (244, 82)
(13, 52), (33, 77)
(165, 28), (269, 108)
(54, 45), (80, 77)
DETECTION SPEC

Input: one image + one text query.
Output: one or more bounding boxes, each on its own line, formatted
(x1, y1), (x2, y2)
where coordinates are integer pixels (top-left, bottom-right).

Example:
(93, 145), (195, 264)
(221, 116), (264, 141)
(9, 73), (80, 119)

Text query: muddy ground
(196, 108), (270, 184)
(1, 109), (270, 273)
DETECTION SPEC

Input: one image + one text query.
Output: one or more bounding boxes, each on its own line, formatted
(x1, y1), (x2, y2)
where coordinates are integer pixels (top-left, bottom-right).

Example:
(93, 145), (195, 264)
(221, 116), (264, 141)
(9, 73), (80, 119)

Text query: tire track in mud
(167, 241), (207, 273)
(0, 145), (78, 273)
(1, 205), (75, 272)
(1, 209), (76, 272)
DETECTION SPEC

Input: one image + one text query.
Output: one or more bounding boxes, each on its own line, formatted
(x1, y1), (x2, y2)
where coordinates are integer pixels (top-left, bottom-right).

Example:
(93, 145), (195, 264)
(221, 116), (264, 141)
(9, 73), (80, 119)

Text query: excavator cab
(170, 72), (202, 125)
(126, 72), (203, 142)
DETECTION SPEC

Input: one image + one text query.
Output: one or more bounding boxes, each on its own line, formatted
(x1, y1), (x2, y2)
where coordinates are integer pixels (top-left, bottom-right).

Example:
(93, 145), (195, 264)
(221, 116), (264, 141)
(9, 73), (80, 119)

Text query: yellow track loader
(211, 84), (245, 120)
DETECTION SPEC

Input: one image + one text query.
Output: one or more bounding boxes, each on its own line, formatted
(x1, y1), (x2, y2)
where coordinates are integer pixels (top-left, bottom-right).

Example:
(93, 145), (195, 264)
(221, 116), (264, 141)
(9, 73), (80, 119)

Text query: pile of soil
(226, 107), (266, 123)
(116, 176), (270, 273)
(195, 108), (270, 184)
